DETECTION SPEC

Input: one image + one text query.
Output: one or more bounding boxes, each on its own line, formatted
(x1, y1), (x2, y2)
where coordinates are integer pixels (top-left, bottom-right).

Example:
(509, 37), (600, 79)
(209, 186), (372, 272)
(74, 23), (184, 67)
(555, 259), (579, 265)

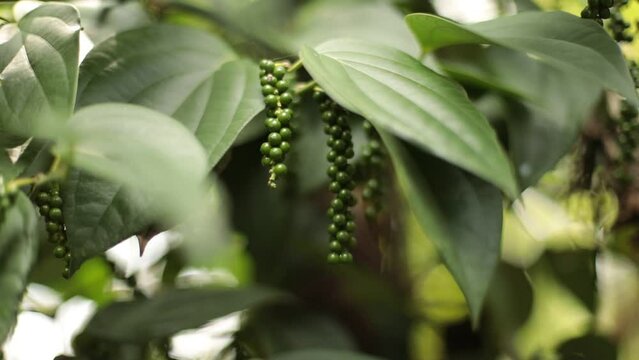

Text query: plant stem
(294, 80), (317, 95)
(288, 59), (303, 73)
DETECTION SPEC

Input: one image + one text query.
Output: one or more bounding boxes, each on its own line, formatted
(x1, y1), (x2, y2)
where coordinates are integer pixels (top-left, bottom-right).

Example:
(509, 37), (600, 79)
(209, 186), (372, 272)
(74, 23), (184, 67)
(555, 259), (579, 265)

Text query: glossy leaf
(272, 350), (384, 360)
(437, 46), (601, 187)
(0, 3), (80, 144)
(0, 192), (42, 343)
(382, 134), (503, 325)
(300, 39), (517, 197)
(78, 287), (284, 343)
(172, 59), (264, 167)
(406, 12), (638, 106)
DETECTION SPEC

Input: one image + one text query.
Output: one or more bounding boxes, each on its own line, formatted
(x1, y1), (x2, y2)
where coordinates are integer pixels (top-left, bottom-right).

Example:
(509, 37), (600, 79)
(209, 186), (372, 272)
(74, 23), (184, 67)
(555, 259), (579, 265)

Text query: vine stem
(5, 155), (66, 193)
(288, 59), (303, 73)
(294, 80), (317, 96)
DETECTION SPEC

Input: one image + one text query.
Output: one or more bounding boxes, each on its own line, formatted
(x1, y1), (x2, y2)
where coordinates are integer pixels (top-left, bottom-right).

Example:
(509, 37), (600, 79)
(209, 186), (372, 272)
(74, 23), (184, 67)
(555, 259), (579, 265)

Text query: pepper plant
(0, 0), (638, 359)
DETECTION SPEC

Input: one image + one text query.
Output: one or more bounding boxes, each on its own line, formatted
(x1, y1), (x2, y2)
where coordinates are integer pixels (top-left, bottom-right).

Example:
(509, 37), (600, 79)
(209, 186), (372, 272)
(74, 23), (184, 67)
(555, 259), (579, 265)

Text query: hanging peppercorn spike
(360, 121), (387, 221)
(313, 88), (357, 264)
(35, 182), (71, 279)
(258, 59), (296, 189)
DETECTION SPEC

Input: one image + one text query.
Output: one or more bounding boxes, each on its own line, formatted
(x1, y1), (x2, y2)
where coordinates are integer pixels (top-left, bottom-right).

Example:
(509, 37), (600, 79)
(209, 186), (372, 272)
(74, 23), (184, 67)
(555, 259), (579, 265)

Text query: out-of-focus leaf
(78, 287), (284, 343)
(557, 335), (617, 360)
(238, 302), (356, 356)
(301, 39), (517, 197)
(547, 250), (597, 312)
(406, 12), (638, 106)
(383, 134), (503, 325)
(514, 261), (592, 358)
(485, 263), (533, 351)
(58, 104), (209, 271)
(271, 350), (384, 360)
(0, 192), (42, 343)
(0, 3), (80, 145)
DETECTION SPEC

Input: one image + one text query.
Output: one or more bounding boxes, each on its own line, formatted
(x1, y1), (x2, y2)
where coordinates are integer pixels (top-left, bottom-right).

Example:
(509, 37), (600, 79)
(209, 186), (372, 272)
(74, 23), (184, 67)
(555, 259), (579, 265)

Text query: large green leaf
(406, 11), (638, 106)
(0, 192), (42, 343)
(300, 39), (517, 197)
(77, 24), (263, 165)
(68, 27), (262, 268)
(382, 134), (503, 325)
(437, 46), (601, 187)
(272, 350), (384, 360)
(77, 287), (284, 343)
(62, 104), (208, 208)
(172, 59), (264, 167)
(0, 3), (80, 145)
(63, 170), (153, 271)
(57, 104), (211, 270)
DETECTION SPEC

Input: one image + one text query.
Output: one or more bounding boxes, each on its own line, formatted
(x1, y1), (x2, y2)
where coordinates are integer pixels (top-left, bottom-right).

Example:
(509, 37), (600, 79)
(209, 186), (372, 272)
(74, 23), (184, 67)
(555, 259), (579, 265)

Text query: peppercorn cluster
(313, 88), (357, 264)
(609, 2), (633, 42)
(258, 59), (295, 188)
(360, 121), (387, 221)
(35, 182), (70, 279)
(581, 0), (614, 24)
(616, 102), (639, 165)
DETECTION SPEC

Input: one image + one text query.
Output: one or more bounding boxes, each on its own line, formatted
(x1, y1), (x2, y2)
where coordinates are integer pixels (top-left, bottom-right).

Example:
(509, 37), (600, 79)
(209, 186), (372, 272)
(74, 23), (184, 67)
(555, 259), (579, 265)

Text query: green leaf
(272, 350), (384, 360)
(63, 104), (208, 210)
(63, 170), (153, 271)
(77, 25), (263, 166)
(57, 104), (213, 271)
(382, 134), (503, 325)
(0, 3), (80, 144)
(78, 287), (284, 343)
(406, 11), (638, 106)
(290, 0), (418, 55)
(437, 46), (601, 187)
(172, 59), (264, 167)
(69, 27), (262, 268)
(0, 192), (42, 343)
(300, 39), (517, 197)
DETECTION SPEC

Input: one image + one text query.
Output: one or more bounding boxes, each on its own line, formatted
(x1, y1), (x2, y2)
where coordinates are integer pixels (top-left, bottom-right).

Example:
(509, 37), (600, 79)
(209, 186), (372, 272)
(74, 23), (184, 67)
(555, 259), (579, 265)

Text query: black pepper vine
(258, 59), (295, 188)
(313, 87), (357, 264)
(35, 182), (70, 278)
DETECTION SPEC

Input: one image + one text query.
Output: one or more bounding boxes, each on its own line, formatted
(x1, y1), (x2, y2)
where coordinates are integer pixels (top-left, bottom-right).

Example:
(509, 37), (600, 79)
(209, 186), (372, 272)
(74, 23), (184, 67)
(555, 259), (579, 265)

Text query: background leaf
(406, 12), (638, 106)
(0, 3), (80, 144)
(300, 39), (517, 197)
(77, 287), (284, 343)
(271, 349), (385, 360)
(382, 134), (503, 325)
(0, 192), (42, 343)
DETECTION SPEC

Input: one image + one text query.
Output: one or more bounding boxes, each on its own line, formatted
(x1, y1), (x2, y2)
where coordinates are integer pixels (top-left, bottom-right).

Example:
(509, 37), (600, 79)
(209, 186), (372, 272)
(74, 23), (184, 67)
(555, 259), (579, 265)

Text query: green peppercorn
(273, 66), (286, 79)
(273, 163), (288, 176)
(280, 127), (293, 140)
(53, 245), (67, 258)
(269, 147), (284, 161)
